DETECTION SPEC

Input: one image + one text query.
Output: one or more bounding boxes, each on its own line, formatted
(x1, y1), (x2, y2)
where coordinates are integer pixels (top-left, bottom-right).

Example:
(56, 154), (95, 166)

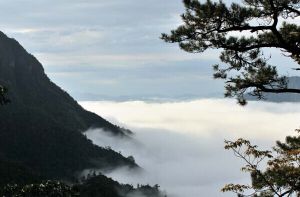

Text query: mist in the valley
(81, 99), (300, 197)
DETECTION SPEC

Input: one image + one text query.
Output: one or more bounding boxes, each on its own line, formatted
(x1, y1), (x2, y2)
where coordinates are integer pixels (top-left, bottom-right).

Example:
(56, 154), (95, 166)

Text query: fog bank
(80, 99), (300, 197)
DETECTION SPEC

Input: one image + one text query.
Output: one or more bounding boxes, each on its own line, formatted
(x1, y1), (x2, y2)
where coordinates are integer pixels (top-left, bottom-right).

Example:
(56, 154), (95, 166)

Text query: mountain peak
(0, 31), (135, 182)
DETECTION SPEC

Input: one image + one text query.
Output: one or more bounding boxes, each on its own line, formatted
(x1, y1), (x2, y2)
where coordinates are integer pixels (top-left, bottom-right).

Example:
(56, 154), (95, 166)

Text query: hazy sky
(0, 0), (298, 101)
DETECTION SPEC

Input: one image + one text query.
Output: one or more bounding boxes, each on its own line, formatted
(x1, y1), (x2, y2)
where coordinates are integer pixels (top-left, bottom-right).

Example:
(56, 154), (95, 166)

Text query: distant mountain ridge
(246, 76), (300, 102)
(0, 31), (136, 183)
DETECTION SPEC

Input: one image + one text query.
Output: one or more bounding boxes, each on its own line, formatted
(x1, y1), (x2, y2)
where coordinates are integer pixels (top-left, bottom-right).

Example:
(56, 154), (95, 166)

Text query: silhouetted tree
(162, 0), (300, 196)
(162, 0), (300, 105)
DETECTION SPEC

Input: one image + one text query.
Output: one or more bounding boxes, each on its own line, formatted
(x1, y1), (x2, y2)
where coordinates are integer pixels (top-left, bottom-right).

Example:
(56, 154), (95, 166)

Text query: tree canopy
(162, 0), (300, 105)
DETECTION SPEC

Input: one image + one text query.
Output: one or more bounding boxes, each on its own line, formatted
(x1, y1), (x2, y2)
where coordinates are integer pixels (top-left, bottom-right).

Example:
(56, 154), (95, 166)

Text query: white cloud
(80, 99), (300, 197)
(81, 99), (298, 140)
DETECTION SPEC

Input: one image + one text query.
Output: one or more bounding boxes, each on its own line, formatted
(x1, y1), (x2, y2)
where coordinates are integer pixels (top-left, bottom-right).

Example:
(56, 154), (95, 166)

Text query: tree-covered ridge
(0, 31), (137, 183)
(76, 173), (166, 197)
(162, 0), (300, 105)
(0, 175), (167, 197)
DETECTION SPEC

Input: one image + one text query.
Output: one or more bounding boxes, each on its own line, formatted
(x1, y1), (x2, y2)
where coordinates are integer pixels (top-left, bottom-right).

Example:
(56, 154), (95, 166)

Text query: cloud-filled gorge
(80, 99), (300, 197)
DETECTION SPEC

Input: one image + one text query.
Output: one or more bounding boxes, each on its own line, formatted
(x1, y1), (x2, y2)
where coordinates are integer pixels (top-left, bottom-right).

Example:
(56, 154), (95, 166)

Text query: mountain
(0, 31), (136, 184)
(246, 76), (300, 102)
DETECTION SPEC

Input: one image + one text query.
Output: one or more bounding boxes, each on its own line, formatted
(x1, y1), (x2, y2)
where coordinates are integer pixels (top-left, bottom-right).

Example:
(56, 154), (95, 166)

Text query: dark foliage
(75, 173), (166, 197)
(0, 175), (166, 197)
(0, 180), (79, 197)
(223, 130), (300, 196)
(163, 1), (300, 196)
(0, 158), (43, 187)
(162, 0), (300, 105)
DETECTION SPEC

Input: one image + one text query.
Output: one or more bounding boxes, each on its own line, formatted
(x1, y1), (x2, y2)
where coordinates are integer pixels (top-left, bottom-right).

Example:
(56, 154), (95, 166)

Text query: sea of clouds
(80, 99), (300, 197)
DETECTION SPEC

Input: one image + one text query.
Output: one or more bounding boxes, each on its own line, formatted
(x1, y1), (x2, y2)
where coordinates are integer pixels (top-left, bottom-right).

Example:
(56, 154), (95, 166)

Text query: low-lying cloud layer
(80, 99), (300, 197)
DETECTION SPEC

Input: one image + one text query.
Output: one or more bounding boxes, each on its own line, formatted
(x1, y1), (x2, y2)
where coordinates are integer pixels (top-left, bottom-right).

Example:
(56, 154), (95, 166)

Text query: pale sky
(0, 0), (298, 101)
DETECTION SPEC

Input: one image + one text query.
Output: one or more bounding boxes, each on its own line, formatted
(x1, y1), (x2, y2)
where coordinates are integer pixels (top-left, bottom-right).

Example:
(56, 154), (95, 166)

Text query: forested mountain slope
(0, 31), (136, 183)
